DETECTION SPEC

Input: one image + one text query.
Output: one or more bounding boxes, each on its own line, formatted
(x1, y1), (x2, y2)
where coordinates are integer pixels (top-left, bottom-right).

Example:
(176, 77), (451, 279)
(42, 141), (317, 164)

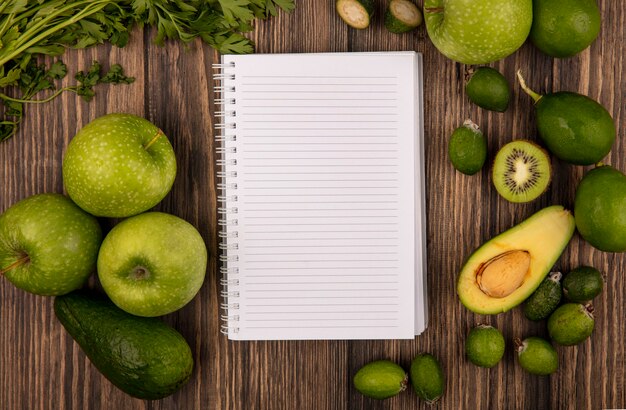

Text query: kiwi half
(492, 140), (551, 203)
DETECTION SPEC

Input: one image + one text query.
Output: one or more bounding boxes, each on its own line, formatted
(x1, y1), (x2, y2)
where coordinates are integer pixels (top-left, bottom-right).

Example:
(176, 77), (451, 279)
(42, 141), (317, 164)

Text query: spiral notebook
(215, 52), (427, 340)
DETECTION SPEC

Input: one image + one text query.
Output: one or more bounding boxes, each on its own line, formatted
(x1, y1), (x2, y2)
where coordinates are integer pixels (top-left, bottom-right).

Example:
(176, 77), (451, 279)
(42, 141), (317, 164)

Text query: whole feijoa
(63, 113), (177, 218)
(563, 266), (604, 302)
(353, 360), (408, 400)
(466, 67), (510, 112)
(515, 337), (558, 375)
(410, 353), (444, 403)
(548, 303), (595, 345)
(448, 120), (487, 175)
(523, 272), (562, 321)
(465, 324), (505, 368)
(574, 166), (626, 252)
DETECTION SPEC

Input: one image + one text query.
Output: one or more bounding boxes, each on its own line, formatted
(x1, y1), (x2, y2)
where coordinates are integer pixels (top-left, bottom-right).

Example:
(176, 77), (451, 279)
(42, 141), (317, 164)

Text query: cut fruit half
(492, 140), (551, 203)
(385, 0), (423, 34)
(336, 0), (374, 29)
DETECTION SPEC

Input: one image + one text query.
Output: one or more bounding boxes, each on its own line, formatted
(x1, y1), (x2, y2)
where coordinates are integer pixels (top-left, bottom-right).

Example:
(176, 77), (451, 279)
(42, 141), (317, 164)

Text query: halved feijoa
(492, 140), (551, 203)
(353, 360), (407, 400)
(336, 0), (374, 29)
(457, 206), (575, 315)
(465, 67), (510, 112)
(523, 271), (562, 321)
(385, 0), (422, 34)
(515, 337), (558, 375)
(563, 266), (603, 302)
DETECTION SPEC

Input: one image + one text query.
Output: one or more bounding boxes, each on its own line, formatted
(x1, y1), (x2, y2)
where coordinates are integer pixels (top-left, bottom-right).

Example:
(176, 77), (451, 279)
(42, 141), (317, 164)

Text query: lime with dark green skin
(530, 0), (601, 58)
(353, 360), (408, 400)
(517, 72), (616, 166)
(465, 325), (505, 368)
(448, 120), (487, 175)
(548, 303), (595, 345)
(574, 166), (626, 252)
(515, 337), (558, 375)
(563, 266), (604, 302)
(465, 67), (510, 112)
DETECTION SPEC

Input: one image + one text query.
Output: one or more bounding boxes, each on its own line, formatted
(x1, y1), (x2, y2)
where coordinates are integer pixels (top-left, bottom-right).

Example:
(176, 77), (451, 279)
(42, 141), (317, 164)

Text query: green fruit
(448, 120), (487, 175)
(336, 0), (374, 29)
(563, 266), (604, 302)
(574, 166), (626, 252)
(530, 0), (601, 58)
(410, 353), (444, 403)
(97, 212), (207, 317)
(54, 290), (194, 400)
(517, 72), (616, 166)
(523, 271), (562, 321)
(424, 0), (532, 64)
(457, 206), (575, 315)
(548, 303), (595, 345)
(63, 113), (177, 218)
(515, 337), (559, 375)
(465, 67), (510, 112)
(353, 360), (407, 400)
(492, 140), (552, 203)
(0, 193), (102, 296)
(465, 325), (505, 368)
(385, 0), (422, 34)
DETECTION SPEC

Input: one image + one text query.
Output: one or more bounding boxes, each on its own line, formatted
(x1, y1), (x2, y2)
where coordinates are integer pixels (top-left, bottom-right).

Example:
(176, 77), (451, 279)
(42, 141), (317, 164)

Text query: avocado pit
(476, 250), (531, 298)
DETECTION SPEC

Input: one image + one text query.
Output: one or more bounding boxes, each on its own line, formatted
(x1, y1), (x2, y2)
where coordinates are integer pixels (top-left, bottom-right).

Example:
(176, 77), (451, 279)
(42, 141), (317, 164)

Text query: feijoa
(448, 120), (487, 175)
(353, 360), (408, 400)
(515, 337), (559, 375)
(465, 325), (505, 368)
(548, 303), (595, 345)
(517, 71), (616, 165)
(385, 0), (422, 34)
(523, 272), (562, 321)
(465, 67), (510, 112)
(410, 353), (444, 403)
(563, 266), (603, 302)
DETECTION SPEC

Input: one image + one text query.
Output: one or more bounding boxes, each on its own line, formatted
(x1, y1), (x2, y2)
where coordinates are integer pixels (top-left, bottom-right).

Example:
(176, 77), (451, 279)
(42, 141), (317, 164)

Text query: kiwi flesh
(492, 140), (551, 203)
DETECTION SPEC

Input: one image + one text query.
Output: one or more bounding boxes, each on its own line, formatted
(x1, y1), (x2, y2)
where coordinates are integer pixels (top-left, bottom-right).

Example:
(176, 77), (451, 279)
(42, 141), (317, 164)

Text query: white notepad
(215, 52), (427, 340)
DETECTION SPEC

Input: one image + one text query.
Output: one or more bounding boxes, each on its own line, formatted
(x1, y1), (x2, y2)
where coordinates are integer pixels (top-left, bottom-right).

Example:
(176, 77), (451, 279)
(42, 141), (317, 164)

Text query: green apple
(97, 212), (207, 317)
(424, 0), (533, 64)
(63, 113), (177, 218)
(0, 193), (102, 295)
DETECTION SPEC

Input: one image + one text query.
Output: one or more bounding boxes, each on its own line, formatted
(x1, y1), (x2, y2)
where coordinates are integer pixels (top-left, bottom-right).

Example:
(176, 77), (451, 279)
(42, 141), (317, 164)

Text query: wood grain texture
(0, 1), (624, 409)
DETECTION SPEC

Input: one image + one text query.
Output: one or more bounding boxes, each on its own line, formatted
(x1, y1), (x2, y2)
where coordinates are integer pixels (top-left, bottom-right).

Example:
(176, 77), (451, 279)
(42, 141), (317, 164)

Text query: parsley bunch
(0, 0), (295, 141)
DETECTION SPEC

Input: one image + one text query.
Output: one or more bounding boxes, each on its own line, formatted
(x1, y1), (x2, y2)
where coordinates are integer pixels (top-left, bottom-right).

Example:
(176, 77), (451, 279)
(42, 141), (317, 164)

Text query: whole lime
(465, 325), (505, 368)
(574, 166), (626, 252)
(448, 120), (487, 175)
(530, 0), (601, 58)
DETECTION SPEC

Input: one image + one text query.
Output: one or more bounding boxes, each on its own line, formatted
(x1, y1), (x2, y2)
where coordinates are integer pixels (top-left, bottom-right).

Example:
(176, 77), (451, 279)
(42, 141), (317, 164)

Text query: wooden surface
(1, 1), (624, 409)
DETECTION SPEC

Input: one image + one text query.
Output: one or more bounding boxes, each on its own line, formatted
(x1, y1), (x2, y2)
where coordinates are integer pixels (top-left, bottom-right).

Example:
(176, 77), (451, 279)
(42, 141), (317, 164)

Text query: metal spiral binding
(214, 60), (240, 336)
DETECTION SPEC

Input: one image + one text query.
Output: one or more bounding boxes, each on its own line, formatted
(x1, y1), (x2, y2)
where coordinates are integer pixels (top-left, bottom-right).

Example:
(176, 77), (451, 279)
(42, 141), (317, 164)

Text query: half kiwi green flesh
(492, 140), (552, 203)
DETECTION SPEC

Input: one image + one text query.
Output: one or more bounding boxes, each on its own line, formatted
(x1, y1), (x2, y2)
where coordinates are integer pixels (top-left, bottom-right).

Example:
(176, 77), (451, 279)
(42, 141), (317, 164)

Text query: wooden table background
(1, 1), (624, 409)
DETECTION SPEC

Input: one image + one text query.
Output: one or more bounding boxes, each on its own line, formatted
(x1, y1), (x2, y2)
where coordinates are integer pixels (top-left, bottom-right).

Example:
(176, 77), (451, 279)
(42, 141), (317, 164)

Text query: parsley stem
(0, 87), (77, 104)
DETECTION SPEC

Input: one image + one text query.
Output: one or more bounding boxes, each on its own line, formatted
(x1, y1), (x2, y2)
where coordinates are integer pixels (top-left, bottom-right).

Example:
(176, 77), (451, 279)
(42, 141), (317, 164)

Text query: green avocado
(563, 266), (604, 302)
(410, 353), (444, 403)
(523, 271), (562, 321)
(465, 67), (510, 112)
(517, 72), (616, 165)
(353, 360), (407, 400)
(574, 166), (626, 252)
(54, 290), (194, 400)
(530, 0), (601, 58)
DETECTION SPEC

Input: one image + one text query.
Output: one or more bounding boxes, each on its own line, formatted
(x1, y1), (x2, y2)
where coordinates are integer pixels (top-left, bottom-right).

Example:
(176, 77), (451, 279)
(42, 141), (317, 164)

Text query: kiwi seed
(492, 140), (551, 203)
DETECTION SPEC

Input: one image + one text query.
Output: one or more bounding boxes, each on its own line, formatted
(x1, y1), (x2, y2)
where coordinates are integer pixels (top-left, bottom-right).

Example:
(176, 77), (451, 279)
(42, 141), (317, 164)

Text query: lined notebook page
(220, 52), (423, 340)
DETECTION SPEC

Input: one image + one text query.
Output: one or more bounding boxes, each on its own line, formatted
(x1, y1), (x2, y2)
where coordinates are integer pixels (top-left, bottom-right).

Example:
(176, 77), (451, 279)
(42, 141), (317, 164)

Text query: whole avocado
(54, 290), (194, 400)
(575, 166), (626, 252)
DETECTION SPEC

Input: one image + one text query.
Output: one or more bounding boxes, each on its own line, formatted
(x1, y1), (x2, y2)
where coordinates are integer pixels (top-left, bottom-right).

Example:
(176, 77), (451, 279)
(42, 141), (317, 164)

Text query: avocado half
(457, 206), (575, 314)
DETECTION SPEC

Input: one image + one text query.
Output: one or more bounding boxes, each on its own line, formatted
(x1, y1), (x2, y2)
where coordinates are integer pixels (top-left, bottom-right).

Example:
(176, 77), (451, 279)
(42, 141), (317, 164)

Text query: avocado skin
(536, 92), (615, 165)
(54, 290), (194, 400)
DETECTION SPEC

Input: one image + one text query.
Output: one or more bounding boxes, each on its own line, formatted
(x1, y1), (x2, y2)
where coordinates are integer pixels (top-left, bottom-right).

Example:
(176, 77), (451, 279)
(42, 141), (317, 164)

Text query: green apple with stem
(63, 113), (177, 218)
(424, 0), (533, 64)
(0, 193), (102, 295)
(97, 212), (207, 317)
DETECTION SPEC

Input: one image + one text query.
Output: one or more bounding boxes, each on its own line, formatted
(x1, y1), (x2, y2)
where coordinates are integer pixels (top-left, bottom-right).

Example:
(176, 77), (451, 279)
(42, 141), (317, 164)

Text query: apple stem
(143, 129), (164, 151)
(516, 70), (543, 103)
(0, 255), (30, 275)
(424, 7), (444, 13)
